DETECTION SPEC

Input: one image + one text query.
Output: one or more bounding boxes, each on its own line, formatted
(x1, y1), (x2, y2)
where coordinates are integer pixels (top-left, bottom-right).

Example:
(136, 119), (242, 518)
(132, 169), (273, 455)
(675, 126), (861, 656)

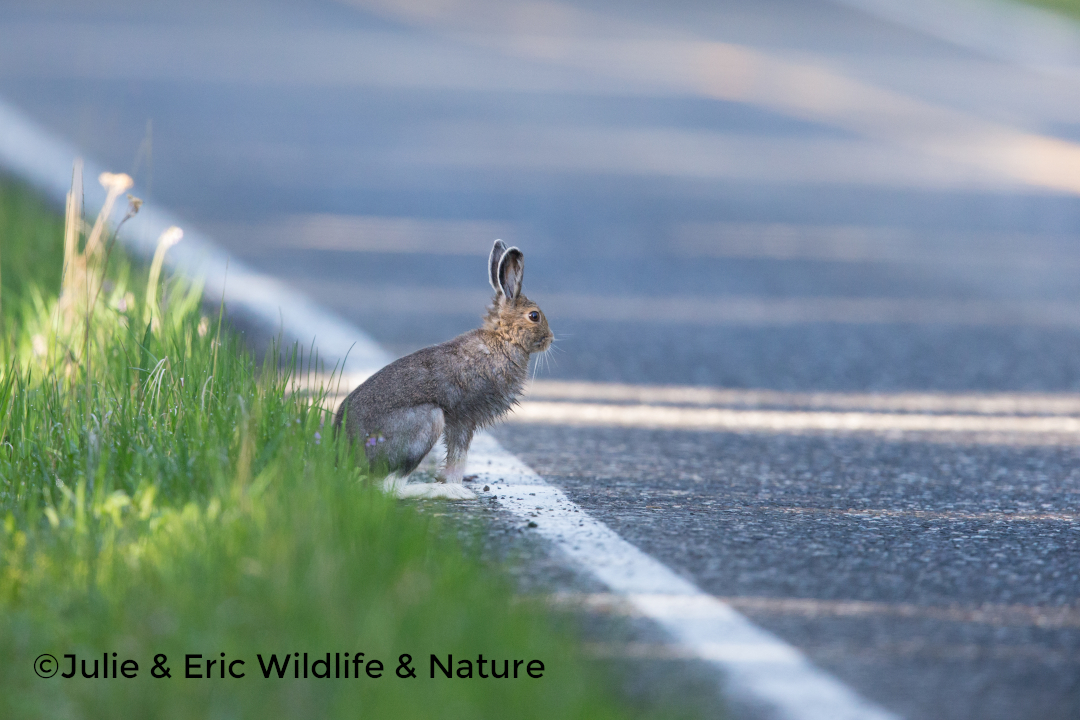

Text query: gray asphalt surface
(3, 0), (1080, 718)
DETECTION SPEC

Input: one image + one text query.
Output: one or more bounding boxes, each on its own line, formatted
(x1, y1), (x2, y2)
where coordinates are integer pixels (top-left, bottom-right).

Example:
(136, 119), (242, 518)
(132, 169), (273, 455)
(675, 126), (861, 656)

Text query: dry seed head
(145, 226), (184, 330)
(158, 226), (183, 249)
(118, 194), (144, 228)
(99, 172), (133, 192)
(84, 171), (135, 261)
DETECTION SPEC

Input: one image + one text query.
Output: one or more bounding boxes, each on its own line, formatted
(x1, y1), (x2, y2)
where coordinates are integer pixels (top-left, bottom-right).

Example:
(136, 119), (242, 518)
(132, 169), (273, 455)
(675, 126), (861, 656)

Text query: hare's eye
(528, 311), (540, 322)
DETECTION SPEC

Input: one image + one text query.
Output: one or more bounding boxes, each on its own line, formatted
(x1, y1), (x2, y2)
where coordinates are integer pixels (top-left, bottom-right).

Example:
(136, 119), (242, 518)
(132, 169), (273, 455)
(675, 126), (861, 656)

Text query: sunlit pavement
(3, 0), (1080, 717)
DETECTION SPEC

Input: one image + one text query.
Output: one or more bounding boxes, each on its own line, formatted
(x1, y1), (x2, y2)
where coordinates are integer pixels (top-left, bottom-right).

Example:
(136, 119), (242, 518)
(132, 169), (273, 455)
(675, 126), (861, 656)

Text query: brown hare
(334, 240), (553, 499)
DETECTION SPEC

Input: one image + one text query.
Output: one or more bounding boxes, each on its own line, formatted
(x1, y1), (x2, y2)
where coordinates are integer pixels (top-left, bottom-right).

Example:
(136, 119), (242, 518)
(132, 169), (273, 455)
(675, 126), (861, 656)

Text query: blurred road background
(2, 0), (1080, 717)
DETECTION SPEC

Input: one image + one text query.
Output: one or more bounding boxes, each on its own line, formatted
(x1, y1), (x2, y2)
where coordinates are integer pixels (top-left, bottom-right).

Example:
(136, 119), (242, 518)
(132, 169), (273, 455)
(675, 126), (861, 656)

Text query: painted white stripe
(524, 380), (1080, 416)
(507, 401), (1080, 435)
(311, 376), (1080, 417)
(0, 93), (899, 719)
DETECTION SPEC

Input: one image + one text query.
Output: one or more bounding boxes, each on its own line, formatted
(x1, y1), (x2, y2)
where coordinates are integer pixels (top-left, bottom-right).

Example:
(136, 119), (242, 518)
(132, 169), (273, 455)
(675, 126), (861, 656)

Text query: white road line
(507, 401), (1080, 435)
(0, 93), (899, 719)
(524, 380), (1080, 416)
(310, 376), (1080, 416)
(316, 391), (1080, 446)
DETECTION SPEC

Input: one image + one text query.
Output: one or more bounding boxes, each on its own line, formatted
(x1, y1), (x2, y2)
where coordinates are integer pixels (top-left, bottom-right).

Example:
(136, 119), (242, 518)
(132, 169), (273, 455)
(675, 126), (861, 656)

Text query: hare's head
(482, 240), (553, 354)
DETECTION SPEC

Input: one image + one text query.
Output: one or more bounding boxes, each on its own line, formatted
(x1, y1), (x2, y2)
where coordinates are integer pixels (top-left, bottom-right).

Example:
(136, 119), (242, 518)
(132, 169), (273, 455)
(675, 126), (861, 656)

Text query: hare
(333, 240), (553, 499)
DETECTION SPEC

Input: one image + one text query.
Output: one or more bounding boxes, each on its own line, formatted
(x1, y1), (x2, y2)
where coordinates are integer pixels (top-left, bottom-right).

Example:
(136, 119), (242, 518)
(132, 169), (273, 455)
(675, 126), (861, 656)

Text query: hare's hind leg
(395, 420), (477, 500)
(373, 405), (443, 496)
(375, 407), (476, 501)
(398, 421), (475, 500)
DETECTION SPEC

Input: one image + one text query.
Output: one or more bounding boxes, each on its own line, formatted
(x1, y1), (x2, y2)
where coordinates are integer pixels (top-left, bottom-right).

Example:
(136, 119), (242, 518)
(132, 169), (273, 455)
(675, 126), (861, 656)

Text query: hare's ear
(489, 239), (508, 293)
(497, 247), (524, 300)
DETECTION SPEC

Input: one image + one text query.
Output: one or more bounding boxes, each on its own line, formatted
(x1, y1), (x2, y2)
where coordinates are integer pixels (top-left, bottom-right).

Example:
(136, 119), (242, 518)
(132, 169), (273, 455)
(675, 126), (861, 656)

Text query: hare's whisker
(542, 347), (557, 374)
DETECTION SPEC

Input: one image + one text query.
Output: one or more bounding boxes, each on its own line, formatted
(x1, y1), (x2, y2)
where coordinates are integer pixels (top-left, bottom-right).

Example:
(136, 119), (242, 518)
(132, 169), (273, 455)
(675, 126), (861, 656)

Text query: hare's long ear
(489, 240), (507, 294)
(497, 247), (524, 300)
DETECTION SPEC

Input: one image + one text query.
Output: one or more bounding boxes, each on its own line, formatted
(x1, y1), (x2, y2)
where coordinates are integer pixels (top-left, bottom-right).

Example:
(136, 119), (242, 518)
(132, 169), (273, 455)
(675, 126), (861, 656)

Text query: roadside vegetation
(0, 170), (688, 719)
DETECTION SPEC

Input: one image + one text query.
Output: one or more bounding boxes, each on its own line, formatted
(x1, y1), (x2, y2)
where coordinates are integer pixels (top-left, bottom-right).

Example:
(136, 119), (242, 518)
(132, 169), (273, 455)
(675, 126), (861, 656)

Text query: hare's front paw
(399, 482), (477, 500)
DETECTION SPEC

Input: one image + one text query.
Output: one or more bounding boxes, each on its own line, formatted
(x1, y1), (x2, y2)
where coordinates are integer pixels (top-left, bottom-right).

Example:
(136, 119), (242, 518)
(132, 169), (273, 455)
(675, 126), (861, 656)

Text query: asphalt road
(3, 0), (1080, 717)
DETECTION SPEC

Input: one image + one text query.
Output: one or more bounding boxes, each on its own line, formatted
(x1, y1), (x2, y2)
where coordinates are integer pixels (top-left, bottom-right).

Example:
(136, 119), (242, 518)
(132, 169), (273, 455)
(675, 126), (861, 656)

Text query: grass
(0, 178), (65, 327)
(0, 171), (696, 719)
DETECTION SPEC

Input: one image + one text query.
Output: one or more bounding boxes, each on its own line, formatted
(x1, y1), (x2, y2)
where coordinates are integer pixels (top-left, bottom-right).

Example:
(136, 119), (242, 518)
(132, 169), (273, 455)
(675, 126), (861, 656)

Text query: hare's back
(338, 341), (467, 426)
